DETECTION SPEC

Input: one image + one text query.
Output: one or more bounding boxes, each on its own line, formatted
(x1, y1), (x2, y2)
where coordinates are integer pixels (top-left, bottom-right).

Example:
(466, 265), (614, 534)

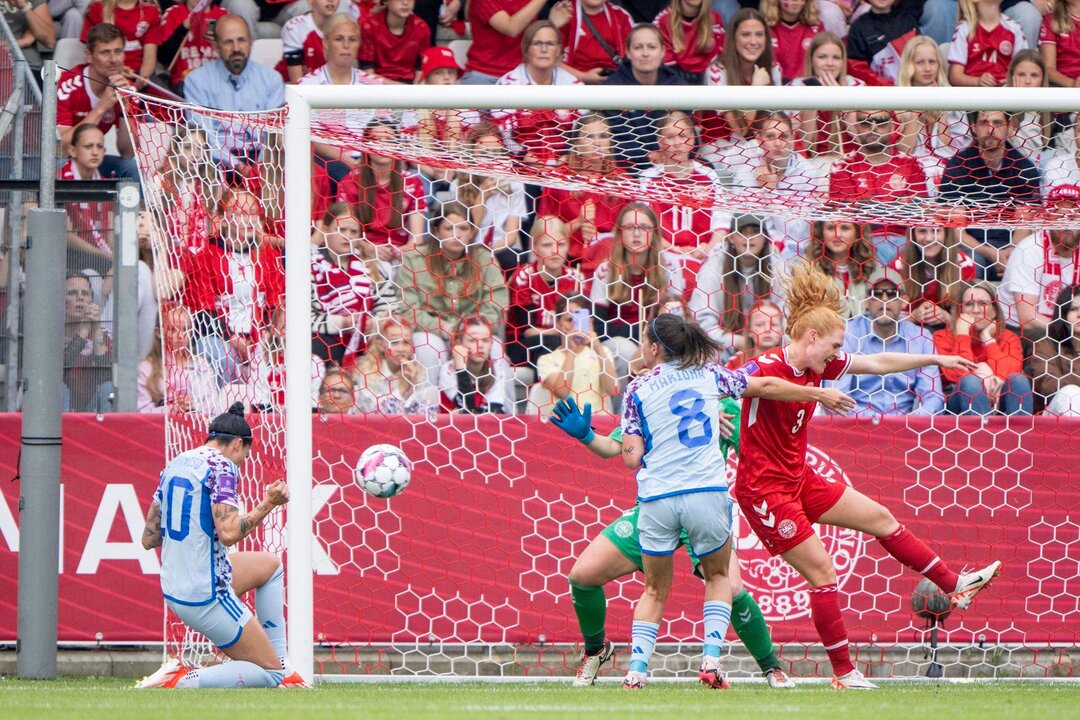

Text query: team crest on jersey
(725, 445), (867, 621)
(1000, 41), (1013, 56)
(613, 520), (634, 538)
(137, 21), (150, 37)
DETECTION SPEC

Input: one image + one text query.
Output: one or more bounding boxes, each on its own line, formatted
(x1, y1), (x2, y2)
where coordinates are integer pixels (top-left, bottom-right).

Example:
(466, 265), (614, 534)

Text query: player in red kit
(734, 262), (1002, 690)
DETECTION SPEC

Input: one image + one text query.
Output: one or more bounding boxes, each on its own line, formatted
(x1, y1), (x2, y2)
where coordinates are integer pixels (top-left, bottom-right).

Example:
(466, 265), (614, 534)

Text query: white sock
(703, 600), (732, 660)
(255, 565), (287, 661)
(629, 621), (659, 674)
(176, 661), (284, 689)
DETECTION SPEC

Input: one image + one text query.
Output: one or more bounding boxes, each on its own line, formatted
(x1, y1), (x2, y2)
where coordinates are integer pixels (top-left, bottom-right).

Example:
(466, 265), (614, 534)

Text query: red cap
(420, 46), (462, 81)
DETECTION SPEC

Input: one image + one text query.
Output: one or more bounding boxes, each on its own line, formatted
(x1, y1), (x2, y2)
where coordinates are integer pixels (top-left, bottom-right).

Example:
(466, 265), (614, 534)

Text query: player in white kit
(136, 403), (302, 689)
(619, 314), (854, 690)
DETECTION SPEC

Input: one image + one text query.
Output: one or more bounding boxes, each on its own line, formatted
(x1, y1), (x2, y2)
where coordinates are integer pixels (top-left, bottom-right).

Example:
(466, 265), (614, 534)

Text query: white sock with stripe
(703, 600), (732, 660)
(629, 621), (659, 673)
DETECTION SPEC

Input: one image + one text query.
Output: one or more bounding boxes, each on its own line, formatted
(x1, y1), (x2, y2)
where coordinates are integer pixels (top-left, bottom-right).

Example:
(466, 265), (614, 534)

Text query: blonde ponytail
(784, 262), (845, 340)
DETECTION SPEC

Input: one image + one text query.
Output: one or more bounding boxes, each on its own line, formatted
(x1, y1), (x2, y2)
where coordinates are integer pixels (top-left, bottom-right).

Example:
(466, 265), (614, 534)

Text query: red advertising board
(0, 413), (1076, 648)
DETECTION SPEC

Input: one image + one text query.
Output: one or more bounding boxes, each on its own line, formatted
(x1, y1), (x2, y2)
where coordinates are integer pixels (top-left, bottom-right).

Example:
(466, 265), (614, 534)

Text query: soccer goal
(123, 84), (1080, 685)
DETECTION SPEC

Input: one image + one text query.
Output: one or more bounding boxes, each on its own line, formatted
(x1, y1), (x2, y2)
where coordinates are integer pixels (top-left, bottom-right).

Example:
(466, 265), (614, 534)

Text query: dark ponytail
(647, 313), (723, 369)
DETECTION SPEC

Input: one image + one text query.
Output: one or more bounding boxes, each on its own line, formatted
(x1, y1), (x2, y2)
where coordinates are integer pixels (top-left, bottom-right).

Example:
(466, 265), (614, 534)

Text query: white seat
(447, 39), (471, 72)
(103, 126), (118, 156)
(250, 38), (283, 71)
(54, 38), (86, 72)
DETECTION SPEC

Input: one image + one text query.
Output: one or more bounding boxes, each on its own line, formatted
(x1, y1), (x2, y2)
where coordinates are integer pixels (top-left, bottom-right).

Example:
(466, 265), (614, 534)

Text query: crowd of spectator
(30, 0), (1080, 417)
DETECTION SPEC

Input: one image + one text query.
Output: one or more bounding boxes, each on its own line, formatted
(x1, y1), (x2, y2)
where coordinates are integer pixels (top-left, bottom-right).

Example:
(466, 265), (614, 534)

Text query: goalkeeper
(551, 396), (795, 689)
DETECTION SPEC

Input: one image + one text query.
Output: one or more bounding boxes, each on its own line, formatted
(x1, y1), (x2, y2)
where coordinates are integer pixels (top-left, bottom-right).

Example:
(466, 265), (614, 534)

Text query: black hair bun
(209, 402), (253, 440)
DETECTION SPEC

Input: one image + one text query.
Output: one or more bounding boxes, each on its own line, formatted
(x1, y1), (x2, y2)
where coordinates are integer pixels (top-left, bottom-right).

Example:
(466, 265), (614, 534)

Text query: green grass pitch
(1, 678), (1078, 720)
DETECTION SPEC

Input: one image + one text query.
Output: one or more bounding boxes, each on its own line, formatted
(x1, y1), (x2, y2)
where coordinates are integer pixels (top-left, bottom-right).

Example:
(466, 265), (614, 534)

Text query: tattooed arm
(142, 501), (162, 550)
(622, 433), (644, 469)
(212, 480), (290, 547)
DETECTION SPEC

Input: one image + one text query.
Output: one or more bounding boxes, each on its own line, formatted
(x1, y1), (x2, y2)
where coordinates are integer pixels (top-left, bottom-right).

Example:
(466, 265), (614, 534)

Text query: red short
(734, 466), (847, 556)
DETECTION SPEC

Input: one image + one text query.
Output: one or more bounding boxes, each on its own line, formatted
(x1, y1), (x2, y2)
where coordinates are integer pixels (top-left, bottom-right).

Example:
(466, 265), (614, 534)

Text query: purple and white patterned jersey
(621, 362), (749, 502)
(154, 446), (241, 605)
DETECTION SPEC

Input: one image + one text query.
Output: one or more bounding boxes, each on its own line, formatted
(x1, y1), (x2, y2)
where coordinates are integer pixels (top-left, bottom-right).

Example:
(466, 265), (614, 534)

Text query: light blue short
(637, 490), (733, 558)
(167, 587), (253, 649)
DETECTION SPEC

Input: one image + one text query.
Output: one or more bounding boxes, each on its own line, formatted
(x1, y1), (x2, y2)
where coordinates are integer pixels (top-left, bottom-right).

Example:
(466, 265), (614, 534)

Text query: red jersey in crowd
(58, 160), (112, 253)
(640, 162), (726, 249)
(466, 0), (532, 77)
(947, 18), (1026, 84)
(159, 173), (215, 251)
(771, 20), (820, 82)
(177, 239), (285, 338)
(738, 349), (851, 488)
(57, 65), (120, 132)
(560, 2), (633, 73)
(506, 261), (585, 354)
(310, 249), (376, 332)
(336, 169), (427, 246)
(654, 7), (725, 74)
(1039, 12), (1080, 81)
(160, 4), (227, 87)
(358, 10), (431, 82)
(492, 65), (583, 162)
(588, 253), (682, 327)
(81, 1), (162, 73)
(829, 149), (928, 203)
(281, 13), (328, 77)
(537, 186), (623, 263)
(830, 149), (928, 241)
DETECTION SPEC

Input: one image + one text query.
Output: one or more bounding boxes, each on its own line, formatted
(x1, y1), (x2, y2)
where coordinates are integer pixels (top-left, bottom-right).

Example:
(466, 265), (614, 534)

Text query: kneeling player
(136, 403), (303, 689)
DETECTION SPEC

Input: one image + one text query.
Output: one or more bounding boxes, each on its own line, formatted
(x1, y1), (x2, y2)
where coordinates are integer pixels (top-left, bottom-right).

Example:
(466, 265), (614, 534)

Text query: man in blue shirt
(183, 14), (285, 179)
(834, 267), (944, 417)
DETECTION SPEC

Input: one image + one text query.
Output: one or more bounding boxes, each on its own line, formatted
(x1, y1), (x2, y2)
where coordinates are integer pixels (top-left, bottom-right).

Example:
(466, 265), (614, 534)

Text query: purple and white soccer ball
(357, 444), (412, 498)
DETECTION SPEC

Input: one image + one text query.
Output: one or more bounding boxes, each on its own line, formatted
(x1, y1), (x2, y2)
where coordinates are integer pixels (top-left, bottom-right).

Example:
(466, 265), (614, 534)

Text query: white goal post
(281, 85), (1079, 684)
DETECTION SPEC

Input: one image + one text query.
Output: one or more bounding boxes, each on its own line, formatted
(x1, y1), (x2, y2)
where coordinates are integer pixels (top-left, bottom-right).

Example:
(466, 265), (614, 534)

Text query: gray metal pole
(39, 61), (57, 210)
(4, 58), (26, 410)
(112, 181), (140, 412)
(16, 209), (66, 679)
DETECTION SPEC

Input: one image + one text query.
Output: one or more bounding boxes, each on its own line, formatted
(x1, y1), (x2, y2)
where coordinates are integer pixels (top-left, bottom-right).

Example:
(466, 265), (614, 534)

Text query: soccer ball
(357, 444), (412, 498)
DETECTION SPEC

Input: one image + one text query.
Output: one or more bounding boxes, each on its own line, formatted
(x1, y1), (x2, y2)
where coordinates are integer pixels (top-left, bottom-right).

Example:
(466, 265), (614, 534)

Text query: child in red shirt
(654, 0), (725, 83)
(359, 0), (432, 83)
(947, 0), (1026, 86)
(1039, 0), (1080, 87)
(550, 0), (633, 83)
(761, 0), (822, 83)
